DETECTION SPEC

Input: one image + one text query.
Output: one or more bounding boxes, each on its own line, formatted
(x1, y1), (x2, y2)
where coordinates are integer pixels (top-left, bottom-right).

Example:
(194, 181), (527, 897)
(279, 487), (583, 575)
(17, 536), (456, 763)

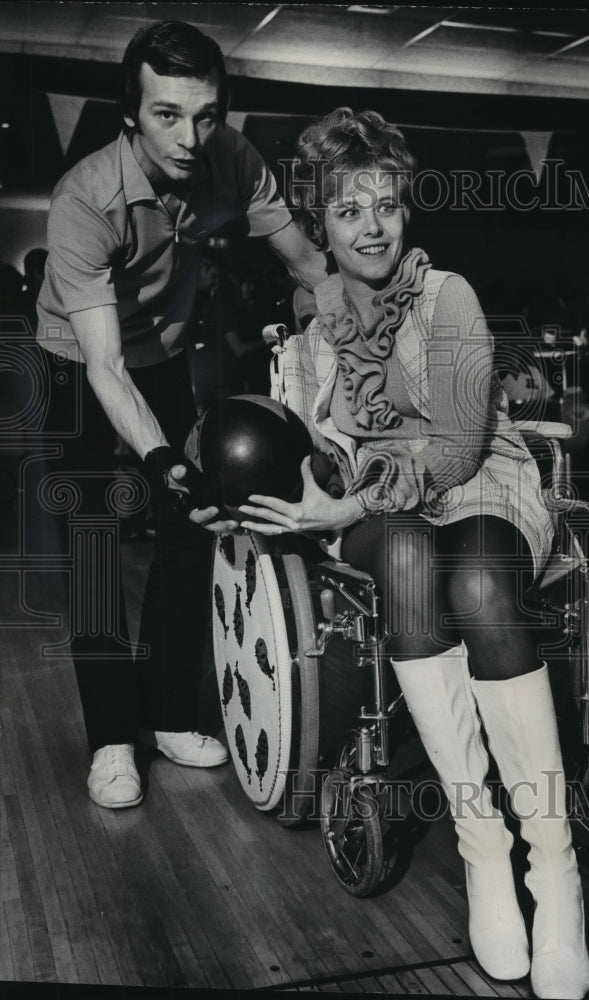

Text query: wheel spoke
(345, 841), (365, 876)
(335, 842), (362, 878)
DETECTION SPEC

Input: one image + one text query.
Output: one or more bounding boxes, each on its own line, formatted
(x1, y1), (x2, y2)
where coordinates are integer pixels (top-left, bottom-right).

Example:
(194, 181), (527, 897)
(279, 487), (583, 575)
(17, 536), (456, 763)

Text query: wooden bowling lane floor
(282, 960), (534, 994)
(281, 959), (534, 994)
(0, 538), (546, 994)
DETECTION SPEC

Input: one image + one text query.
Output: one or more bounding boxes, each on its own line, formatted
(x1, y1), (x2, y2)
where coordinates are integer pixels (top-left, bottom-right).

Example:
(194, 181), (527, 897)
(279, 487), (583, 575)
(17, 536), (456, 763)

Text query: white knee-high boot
(392, 645), (529, 981)
(471, 665), (589, 1000)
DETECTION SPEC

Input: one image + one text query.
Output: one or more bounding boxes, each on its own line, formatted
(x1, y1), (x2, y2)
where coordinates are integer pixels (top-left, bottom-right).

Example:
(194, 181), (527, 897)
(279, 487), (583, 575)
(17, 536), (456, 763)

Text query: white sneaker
(87, 744), (143, 809)
(141, 730), (228, 768)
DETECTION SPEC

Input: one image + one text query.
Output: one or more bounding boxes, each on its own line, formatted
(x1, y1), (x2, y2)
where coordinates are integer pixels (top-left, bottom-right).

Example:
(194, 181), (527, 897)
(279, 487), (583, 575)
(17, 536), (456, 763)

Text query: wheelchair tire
(320, 767), (385, 897)
(276, 550), (320, 827)
(212, 532), (321, 818)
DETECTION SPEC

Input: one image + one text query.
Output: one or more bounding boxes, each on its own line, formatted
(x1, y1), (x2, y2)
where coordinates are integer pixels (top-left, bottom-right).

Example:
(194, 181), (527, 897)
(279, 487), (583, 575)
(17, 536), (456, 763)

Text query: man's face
(125, 63), (220, 187)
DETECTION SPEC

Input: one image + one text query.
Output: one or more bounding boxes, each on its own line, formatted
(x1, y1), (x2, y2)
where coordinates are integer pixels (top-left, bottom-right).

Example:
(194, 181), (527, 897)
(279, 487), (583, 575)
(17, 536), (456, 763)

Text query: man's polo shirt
(36, 126), (292, 368)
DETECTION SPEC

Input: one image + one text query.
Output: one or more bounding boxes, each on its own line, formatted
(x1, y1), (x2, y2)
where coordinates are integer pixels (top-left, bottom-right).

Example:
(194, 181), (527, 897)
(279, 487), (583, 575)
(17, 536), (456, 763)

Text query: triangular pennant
(520, 132), (553, 184)
(47, 94), (87, 155)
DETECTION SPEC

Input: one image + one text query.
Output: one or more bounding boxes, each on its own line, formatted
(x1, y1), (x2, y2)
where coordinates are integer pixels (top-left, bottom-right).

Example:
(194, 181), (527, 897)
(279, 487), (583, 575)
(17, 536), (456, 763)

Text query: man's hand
(167, 463), (240, 531)
(188, 505), (239, 533)
(143, 446), (239, 530)
(143, 446), (204, 517)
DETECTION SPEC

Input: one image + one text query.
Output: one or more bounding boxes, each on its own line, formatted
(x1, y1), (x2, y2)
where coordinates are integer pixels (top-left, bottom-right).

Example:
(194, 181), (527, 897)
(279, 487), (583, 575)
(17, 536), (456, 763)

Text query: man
(35, 20), (326, 808)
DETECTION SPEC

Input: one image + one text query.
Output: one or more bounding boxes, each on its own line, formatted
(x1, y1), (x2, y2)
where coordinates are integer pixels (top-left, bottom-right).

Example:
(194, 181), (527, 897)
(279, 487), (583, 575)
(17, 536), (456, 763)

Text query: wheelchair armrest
(262, 323), (290, 346)
(315, 559), (378, 590)
(512, 420), (572, 439)
(512, 422), (570, 493)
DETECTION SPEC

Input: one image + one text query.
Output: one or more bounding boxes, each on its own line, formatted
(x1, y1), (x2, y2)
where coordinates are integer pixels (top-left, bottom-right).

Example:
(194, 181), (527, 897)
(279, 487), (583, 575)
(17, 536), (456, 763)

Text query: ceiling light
(252, 6), (282, 33)
(1, 123), (10, 129)
(441, 20), (519, 33)
(403, 24), (442, 47)
(551, 34), (589, 56)
(348, 5), (393, 12)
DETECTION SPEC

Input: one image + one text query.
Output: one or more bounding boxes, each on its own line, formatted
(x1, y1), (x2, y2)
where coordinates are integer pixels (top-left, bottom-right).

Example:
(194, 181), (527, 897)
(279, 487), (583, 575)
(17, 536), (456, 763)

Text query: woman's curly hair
(291, 108), (416, 251)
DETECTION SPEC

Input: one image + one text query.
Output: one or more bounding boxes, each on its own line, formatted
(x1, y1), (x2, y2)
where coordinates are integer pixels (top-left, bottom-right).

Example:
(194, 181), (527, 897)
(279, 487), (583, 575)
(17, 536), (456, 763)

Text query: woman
(237, 109), (589, 999)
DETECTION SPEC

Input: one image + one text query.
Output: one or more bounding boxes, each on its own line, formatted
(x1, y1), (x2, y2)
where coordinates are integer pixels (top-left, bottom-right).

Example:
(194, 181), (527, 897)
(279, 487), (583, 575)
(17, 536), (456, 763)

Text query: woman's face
(324, 170), (407, 290)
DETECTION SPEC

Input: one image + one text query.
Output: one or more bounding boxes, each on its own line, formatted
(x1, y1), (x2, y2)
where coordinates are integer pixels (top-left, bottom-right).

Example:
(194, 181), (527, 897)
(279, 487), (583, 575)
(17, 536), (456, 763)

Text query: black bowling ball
(199, 395), (313, 520)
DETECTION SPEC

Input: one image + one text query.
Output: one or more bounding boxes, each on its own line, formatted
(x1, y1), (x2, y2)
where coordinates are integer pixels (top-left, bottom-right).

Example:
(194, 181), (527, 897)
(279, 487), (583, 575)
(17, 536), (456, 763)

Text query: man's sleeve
(46, 193), (119, 313)
(233, 132), (292, 238)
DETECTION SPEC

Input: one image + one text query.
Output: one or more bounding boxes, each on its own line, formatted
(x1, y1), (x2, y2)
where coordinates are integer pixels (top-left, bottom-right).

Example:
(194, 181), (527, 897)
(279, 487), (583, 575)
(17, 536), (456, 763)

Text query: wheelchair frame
(305, 557), (407, 895)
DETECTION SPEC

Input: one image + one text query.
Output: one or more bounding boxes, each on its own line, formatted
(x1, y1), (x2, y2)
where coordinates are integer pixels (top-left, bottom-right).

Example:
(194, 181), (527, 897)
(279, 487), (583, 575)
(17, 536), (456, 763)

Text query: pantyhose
(341, 513), (542, 679)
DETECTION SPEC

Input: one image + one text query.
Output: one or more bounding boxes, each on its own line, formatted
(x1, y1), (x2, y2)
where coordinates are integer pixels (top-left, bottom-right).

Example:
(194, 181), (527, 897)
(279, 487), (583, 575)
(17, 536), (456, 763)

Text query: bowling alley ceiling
(3, 2), (589, 206)
(2, 2), (589, 100)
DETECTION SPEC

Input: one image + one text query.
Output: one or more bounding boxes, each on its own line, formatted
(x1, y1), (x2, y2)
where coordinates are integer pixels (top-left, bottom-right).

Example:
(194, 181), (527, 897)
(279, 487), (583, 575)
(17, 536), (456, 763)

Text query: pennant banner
(47, 94), (87, 155)
(520, 132), (553, 183)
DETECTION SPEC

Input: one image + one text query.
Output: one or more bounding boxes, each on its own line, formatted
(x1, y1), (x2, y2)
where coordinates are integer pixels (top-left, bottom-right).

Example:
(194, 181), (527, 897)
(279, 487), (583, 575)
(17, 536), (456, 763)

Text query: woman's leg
(444, 516), (589, 999)
(342, 511), (459, 659)
(341, 514), (530, 980)
(440, 515), (538, 681)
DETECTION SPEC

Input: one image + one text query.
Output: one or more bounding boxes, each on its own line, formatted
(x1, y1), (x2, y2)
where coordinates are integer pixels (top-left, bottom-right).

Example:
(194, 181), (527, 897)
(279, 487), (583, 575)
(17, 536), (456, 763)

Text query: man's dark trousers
(38, 349), (213, 752)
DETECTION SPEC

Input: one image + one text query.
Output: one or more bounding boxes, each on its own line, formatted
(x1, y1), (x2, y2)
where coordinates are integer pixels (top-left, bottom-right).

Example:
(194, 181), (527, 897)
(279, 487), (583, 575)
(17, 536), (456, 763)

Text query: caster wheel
(336, 737), (357, 770)
(320, 767), (385, 897)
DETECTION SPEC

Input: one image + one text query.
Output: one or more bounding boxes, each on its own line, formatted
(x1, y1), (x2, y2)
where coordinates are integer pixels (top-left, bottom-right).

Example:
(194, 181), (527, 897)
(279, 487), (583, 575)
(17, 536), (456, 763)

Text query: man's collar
(120, 132), (159, 206)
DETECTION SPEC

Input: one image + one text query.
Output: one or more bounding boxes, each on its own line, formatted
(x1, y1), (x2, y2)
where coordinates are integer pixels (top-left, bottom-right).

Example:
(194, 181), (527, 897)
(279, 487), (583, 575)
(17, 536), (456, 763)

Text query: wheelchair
(209, 325), (589, 897)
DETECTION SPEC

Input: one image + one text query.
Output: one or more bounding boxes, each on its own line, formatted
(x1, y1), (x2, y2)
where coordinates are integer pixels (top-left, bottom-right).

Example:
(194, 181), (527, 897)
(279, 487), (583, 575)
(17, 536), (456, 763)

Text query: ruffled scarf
(317, 247), (431, 431)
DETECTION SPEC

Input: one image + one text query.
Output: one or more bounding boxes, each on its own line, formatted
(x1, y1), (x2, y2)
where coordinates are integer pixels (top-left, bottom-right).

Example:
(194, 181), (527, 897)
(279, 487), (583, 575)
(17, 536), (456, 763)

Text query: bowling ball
(199, 395), (314, 520)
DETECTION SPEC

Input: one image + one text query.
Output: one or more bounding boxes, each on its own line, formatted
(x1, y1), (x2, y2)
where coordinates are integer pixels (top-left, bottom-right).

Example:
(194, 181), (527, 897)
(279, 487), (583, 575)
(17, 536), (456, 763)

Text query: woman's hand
(238, 456), (362, 535)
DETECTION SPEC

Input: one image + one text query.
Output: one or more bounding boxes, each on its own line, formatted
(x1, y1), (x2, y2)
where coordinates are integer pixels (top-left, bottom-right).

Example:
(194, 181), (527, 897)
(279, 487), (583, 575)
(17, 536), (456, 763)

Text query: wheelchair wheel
(320, 767), (385, 897)
(212, 531), (320, 820)
(277, 551), (320, 827)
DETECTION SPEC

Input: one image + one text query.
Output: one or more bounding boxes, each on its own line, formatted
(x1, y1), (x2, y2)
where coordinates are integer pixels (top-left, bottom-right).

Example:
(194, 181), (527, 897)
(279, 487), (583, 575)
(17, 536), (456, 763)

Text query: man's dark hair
(121, 20), (229, 128)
